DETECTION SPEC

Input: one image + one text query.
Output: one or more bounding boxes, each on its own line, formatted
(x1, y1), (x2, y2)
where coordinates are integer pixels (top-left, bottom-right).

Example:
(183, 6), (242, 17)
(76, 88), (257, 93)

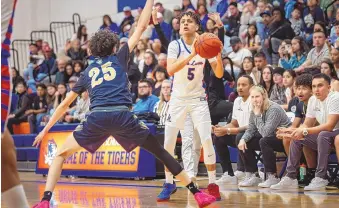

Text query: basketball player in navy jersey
(32, 0), (216, 207)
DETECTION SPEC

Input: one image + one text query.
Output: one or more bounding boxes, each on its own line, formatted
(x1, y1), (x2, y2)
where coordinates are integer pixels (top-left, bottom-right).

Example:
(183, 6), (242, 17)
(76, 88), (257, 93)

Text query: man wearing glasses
(133, 79), (159, 114)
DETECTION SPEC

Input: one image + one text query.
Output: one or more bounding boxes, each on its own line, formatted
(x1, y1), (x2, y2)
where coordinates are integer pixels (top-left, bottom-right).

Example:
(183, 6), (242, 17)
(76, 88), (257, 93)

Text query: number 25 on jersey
(89, 61), (116, 88)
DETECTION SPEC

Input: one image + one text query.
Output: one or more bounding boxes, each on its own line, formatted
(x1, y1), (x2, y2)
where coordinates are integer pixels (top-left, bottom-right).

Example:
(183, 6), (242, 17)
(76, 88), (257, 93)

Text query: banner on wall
(38, 184), (141, 208)
(37, 132), (140, 172)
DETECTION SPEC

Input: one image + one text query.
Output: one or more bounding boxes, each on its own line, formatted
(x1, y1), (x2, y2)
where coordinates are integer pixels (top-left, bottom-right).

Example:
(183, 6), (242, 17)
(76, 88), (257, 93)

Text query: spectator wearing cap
(259, 10), (273, 65)
(120, 6), (134, 32)
(270, 67), (287, 105)
(173, 5), (182, 18)
(222, 2), (242, 37)
(225, 36), (252, 79)
(268, 7), (295, 66)
(155, 2), (173, 24)
(150, 12), (172, 41)
(100, 15), (120, 34)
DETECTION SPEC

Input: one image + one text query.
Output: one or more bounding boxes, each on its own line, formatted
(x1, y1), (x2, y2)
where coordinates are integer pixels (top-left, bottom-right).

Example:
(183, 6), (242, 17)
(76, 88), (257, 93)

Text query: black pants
(141, 134), (183, 176)
(7, 117), (27, 134)
(214, 132), (245, 175)
(210, 100), (233, 125)
(237, 134), (262, 173)
(259, 136), (285, 174)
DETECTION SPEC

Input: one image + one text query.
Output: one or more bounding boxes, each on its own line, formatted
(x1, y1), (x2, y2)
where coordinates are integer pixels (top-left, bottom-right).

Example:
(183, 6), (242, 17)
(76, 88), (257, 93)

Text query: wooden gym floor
(2, 172), (339, 208)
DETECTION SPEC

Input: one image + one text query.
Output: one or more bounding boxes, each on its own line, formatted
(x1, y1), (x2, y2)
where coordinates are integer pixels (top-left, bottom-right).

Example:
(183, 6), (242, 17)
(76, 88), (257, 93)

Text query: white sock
(2, 184), (29, 208)
(208, 170), (216, 184)
(165, 171), (174, 184)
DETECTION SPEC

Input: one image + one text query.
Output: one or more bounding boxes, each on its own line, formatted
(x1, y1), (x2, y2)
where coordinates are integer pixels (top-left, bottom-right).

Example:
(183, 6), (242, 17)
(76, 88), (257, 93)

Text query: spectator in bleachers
(330, 8), (339, 38)
(269, 7), (295, 66)
(239, 57), (254, 80)
(290, 7), (304, 36)
(170, 18), (180, 41)
(133, 79), (159, 114)
(260, 65), (274, 97)
(120, 23), (132, 38)
(54, 59), (67, 85)
(72, 25), (88, 50)
(7, 82), (30, 134)
(153, 79), (172, 126)
(182, 0), (195, 12)
(38, 46), (56, 82)
(330, 21), (339, 45)
(151, 39), (163, 57)
(303, 0), (325, 43)
(237, 85), (291, 187)
(155, 2), (173, 24)
(100, 15), (120, 34)
(279, 36), (309, 70)
(46, 84), (56, 108)
(73, 60), (84, 77)
(158, 53), (167, 68)
(173, 5), (182, 18)
(134, 40), (148, 72)
(64, 91), (90, 123)
(11, 67), (24, 93)
(153, 66), (169, 97)
(64, 63), (74, 83)
(198, 4), (209, 31)
(272, 74), (339, 191)
(253, 52), (267, 73)
(331, 47), (339, 74)
(141, 51), (158, 79)
(243, 24), (261, 55)
(270, 67), (287, 105)
(43, 83), (68, 123)
(296, 30), (330, 74)
(225, 36), (252, 79)
(214, 75), (254, 184)
(239, 1), (259, 41)
(282, 70), (297, 110)
(278, 39), (292, 68)
(150, 12), (172, 42)
(320, 59), (339, 91)
(222, 2), (242, 37)
(27, 84), (47, 133)
(259, 10), (273, 64)
(67, 39), (87, 63)
(120, 6), (134, 32)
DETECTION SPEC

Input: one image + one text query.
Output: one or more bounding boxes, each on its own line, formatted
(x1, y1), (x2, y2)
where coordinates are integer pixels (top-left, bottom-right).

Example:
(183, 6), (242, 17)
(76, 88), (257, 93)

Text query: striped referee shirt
(153, 100), (170, 126)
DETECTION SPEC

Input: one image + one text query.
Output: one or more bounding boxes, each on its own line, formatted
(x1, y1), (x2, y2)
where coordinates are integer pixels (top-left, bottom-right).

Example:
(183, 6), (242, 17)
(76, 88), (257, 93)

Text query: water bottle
(257, 161), (265, 180)
(300, 164), (306, 181)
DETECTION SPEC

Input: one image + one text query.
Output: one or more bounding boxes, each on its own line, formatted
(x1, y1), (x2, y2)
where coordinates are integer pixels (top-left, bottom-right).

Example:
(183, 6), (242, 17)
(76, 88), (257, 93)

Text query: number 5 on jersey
(187, 67), (195, 80)
(89, 62), (116, 88)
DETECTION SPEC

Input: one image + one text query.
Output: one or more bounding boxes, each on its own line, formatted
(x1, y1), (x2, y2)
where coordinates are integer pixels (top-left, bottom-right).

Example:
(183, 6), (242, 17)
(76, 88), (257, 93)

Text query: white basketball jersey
(168, 39), (212, 99)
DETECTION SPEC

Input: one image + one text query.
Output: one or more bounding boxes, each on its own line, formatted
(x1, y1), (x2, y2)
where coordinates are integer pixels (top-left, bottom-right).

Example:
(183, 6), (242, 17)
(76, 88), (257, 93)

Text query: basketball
(194, 33), (223, 59)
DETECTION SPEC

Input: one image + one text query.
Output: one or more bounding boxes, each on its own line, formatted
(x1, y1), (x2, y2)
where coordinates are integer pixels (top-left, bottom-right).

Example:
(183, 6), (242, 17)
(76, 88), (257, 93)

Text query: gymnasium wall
(12, 0), (199, 40)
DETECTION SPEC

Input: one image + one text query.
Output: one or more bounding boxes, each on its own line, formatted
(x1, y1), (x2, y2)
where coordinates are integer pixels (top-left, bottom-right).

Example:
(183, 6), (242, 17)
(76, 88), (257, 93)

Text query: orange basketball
(194, 33), (223, 59)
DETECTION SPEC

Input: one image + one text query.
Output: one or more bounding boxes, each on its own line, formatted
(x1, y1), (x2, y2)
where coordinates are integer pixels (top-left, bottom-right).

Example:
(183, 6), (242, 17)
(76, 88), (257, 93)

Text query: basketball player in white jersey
(157, 11), (224, 201)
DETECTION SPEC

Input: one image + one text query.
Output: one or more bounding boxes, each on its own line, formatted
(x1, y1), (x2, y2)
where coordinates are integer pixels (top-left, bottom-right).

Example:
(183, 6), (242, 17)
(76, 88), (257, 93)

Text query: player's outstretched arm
(210, 52), (224, 78)
(128, 0), (154, 53)
(32, 92), (78, 147)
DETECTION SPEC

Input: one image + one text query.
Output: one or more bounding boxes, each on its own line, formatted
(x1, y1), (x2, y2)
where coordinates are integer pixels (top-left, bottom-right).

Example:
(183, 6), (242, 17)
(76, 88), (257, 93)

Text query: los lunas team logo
(45, 138), (58, 166)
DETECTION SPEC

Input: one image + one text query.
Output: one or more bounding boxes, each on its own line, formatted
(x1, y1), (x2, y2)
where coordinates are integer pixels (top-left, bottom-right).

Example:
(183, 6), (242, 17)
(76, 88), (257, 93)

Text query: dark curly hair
(178, 11), (201, 26)
(295, 73), (313, 89)
(89, 30), (119, 57)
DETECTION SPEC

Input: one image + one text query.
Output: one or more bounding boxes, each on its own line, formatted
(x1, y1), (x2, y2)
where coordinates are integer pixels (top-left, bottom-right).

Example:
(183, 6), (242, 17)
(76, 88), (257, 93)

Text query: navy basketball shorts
(73, 108), (150, 153)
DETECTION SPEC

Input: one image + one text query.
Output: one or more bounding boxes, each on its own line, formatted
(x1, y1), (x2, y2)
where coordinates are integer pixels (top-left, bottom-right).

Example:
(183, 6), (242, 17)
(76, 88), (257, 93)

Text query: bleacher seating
(13, 134), (38, 162)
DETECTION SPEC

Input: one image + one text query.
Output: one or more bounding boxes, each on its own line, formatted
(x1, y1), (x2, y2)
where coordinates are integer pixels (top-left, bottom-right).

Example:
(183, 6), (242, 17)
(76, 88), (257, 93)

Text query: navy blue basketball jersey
(72, 44), (132, 109)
